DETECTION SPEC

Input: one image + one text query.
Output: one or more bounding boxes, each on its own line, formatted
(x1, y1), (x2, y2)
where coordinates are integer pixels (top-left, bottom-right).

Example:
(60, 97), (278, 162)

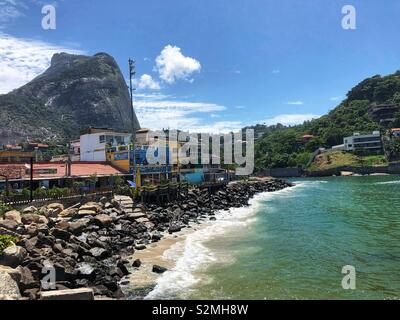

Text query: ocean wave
(373, 180), (400, 185)
(145, 186), (299, 300)
(145, 206), (257, 299)
(292, 180), (328, 185)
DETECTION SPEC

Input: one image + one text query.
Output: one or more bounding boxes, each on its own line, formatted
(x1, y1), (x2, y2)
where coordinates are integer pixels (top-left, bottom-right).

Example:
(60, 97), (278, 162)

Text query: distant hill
(0, 52), (140, 145)
(253, 70), (400, 170)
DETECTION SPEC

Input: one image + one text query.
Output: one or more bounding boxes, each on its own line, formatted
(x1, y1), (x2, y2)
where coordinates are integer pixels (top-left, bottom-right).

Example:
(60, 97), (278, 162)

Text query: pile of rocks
(0, 179), (292, 300)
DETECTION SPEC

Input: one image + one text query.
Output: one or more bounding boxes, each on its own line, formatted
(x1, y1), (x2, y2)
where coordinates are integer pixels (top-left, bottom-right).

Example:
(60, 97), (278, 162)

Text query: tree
(392, 112), (400, 128)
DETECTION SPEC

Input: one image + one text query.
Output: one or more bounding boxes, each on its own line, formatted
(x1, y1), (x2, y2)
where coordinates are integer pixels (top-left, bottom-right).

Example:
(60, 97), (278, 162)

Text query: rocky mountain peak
(0, 52), (140, 145)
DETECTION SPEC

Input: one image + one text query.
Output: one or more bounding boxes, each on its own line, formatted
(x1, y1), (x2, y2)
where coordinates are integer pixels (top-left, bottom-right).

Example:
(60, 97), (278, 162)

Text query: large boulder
(24, 224), (39, 237)
(21, 214), (48, 225)
(4, 210), (22, 224)
(127, 212), (146, 220)
(168, 222), (182, 234)
(47, 203), (64, 211)
(55, 221), (70, 231)
(16, 266), (36, 290)
(69, 218), (90, 235)
(22, 206), (38, 214)
(51, 228), (71, 241)
(0, 270), (21, 299)
(0, 266), (22, 283)
(40, 288), (94, 300)
(22, 237), (38, 253)
(93, 214), (112, 228)
(0, 219), (19, 232)
(79, 202), (102, 215)
(59, 208), (78, 218)
(0, 246), (27, 268)
(132, 259), (141, 268)
(74, 262), (96, 280)
(89, 247), (110, 260)
(77, 210), (97, 217)
(152, 265), (168, 274)
(46, 203), (65, 217)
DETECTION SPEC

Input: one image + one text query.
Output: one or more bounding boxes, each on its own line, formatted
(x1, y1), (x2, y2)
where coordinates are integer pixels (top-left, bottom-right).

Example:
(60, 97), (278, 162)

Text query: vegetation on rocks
(0, 202), (12, 219)
(0, 235), (18, 254)
(308, 151), (387, 171)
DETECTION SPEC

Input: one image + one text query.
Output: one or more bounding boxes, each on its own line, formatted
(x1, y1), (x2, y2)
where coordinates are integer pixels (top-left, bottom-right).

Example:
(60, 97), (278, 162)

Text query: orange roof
(28, 143), (49, 148)
(70, 162), (123, 177)
(0, 164), (25, 179)
(0, 162), (124, 180)
(391, 128), (400, 132)
(5, 144), (22, 150)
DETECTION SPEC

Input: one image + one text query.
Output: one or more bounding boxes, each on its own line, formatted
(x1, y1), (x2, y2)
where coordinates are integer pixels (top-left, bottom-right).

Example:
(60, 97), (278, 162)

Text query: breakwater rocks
(0, 179), (292, 300)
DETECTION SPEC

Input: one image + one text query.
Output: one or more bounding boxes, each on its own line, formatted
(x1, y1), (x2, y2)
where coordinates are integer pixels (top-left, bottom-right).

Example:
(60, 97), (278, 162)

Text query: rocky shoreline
(0, 178), (293, 300)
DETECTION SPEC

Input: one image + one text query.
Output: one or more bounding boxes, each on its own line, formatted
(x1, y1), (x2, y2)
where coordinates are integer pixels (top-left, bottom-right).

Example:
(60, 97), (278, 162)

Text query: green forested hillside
(254, 70), (400, 170)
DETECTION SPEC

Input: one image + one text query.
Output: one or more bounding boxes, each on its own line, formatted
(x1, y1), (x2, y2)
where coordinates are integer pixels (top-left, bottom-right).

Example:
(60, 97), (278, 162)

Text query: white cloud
(235, 105), (246, 109)
(134, 74), (161, 90)
(134, 99), (225, 113)
(155, 45), (201, 84)
(0, 0), (58, 27)
(133, 95), (241, 133)
(0, 32), (83, 94)
(191, 121), (243, 133)
(286, 101), (304, 105)
(272, 69), (280, 74)
(0, 0), (25, 26)
(133, 93), (171, 100)
(330, 96), (342, 101)
(261, 114), (320, 126)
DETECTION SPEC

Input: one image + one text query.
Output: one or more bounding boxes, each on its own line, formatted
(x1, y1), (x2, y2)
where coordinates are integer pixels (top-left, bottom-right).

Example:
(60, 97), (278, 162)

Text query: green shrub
(33, 188), (47, 197)
(22, 188), (30, 197)
(0, 235), (19, 254)
(0, 201), (11, 219)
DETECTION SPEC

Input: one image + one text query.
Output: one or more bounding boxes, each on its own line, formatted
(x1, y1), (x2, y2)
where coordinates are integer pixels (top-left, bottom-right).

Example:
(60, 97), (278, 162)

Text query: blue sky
(1, 0), (400, 132)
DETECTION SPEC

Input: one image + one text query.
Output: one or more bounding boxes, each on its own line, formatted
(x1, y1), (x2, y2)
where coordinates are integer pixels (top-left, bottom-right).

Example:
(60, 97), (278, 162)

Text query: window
(99, 135), (105, 144)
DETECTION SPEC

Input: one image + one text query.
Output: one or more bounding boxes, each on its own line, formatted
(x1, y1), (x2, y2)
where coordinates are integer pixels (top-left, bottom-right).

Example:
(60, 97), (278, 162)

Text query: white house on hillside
(80, 128), (132, 162)
(343, 131), (382, 152)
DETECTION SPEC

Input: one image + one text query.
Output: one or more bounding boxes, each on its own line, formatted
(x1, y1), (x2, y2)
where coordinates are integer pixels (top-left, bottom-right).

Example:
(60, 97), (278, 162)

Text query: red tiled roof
(4, 144), (22, 150)
(0, 164), (25, 179)
(391, 128), (400, 132)
(28, 143), (49, 148)
(0, 162), (124, 180)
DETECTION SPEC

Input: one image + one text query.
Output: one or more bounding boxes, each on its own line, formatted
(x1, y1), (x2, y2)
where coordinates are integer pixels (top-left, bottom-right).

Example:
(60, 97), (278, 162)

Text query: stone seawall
(306, 163), (400, 177)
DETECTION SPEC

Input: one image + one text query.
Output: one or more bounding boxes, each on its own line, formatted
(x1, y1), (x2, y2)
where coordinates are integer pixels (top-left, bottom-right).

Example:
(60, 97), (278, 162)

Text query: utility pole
(29, 156), (34, 202)
(128, 58), (136, 141)
(128, 58), (137, 184)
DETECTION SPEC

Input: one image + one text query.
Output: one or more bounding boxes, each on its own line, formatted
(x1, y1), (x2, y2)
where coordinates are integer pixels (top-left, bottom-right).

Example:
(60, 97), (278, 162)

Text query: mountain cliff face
(0, 52), (140, 145)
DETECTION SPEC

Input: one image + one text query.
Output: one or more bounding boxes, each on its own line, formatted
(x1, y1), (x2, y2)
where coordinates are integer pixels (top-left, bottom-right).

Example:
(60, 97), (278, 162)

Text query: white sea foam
(373, 180), (400, 185)
(145, 186), (299, 299)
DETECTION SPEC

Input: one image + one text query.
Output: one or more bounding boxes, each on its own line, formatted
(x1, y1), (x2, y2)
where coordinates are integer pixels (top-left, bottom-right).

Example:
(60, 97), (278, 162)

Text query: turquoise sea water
(146, 176), (400, 300)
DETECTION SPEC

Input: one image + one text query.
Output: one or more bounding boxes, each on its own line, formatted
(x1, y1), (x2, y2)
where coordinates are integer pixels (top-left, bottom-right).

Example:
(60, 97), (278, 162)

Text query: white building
(69, 139), (81, 161)
(332, 144), (345, 151)
(80, 128), (132, 162)
(343, 131), (382, 152)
